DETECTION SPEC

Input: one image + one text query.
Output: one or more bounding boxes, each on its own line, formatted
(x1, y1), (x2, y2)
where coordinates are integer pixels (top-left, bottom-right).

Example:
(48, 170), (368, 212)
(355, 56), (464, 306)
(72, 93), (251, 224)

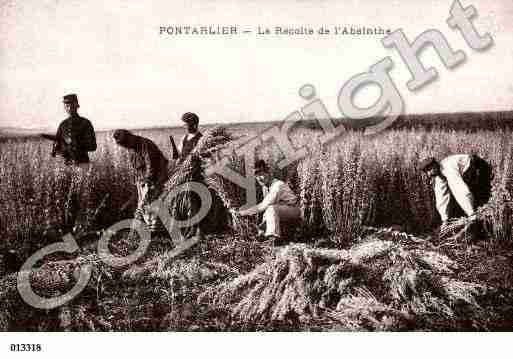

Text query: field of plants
(0, 120), (512, 331)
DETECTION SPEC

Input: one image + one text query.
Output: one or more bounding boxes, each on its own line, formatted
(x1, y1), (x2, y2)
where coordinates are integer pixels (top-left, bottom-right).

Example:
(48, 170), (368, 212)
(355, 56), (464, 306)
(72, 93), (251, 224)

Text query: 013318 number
(10, 344), (42, 352)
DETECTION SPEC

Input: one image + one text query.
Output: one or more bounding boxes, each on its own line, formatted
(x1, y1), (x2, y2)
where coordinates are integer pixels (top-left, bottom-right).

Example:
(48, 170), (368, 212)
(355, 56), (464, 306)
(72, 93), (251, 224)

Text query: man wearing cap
(113, 129), (169, 235)
(234, 159), (301, 245)
(52, 94), (97, 165)
(168, 112), (207, 239)
(45, 94), (97, 230)
(419, 154), (493, 233)
(169, 112), (203, 162)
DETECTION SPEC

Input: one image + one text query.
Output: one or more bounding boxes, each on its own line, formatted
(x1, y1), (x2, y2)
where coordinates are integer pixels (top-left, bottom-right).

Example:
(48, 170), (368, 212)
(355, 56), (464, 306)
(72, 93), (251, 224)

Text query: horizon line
(2, 108), (512, 133)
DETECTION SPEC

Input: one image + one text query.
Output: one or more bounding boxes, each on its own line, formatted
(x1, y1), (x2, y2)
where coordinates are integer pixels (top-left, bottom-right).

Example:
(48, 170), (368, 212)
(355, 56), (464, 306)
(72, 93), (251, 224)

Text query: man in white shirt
(420, 154), (493, 234)
(235, 160), (301, 244)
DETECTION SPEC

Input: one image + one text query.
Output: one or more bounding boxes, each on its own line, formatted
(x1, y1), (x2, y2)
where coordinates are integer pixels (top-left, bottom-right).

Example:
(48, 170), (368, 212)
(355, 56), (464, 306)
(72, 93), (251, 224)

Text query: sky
(1, 0), (512, 131)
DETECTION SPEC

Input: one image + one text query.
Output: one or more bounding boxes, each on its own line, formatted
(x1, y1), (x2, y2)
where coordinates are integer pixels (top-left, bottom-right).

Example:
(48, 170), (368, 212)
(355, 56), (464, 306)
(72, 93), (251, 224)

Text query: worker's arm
(51, 124), (64, 157)
(82, 120), (97, 152)
(444, 168), (475, 217)
(434, 177), (451, 222)
(239, 182), (280, 216)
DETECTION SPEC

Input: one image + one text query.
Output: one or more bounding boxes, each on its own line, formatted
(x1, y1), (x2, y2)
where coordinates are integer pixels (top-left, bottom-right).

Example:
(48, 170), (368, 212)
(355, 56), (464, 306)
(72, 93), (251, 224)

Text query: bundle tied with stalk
(440, 150), (513, 243)
(439, 184), (513, 242)
(163, 126), (235, 193)
(161, 127), (251, 236)
(439, 216), (478, 242)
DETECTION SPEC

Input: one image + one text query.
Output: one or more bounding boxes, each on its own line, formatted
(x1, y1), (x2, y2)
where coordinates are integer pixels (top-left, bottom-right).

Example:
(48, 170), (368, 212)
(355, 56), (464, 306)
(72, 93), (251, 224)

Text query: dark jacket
(180, 132), (203, 160)
(129, 136), (169, 184)
(53, 115), (97, 164)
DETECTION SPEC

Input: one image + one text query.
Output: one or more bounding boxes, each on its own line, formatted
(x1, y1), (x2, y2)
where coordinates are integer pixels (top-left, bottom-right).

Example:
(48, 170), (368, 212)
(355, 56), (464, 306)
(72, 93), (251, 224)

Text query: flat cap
(63, 94), (79, 104)
(419, 157), (438, 172)
(181, 112), (199, 124)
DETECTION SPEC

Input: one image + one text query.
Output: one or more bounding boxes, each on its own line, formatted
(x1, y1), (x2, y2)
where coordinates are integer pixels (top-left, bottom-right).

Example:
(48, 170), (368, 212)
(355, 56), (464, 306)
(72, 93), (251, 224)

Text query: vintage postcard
(0, 0), (512, 356)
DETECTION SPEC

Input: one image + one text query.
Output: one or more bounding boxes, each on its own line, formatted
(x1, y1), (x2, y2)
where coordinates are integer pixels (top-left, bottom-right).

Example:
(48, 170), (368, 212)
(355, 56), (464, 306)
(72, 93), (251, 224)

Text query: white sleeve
(434, 178), (451, 221)
(258, 182), (281, 210)
(444, 169), (475, 217)
(239, 182), (280, 216)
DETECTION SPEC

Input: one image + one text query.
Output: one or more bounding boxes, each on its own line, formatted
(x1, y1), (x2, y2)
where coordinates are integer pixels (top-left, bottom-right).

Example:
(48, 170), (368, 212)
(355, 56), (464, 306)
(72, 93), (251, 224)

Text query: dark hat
(63, 94), (79, 104)
(255, 159), (269, 174)
(181, 112), (199, 124)
(419, 157), (438, 172)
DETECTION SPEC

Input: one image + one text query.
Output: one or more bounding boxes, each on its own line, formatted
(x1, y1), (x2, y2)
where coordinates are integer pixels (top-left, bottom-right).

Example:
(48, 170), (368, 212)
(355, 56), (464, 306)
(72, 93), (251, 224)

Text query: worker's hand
(440, 220), (449, 234)
(144, 181), (156, 192)
(63, 136), (72, 145)
(468, 213), (477, 222)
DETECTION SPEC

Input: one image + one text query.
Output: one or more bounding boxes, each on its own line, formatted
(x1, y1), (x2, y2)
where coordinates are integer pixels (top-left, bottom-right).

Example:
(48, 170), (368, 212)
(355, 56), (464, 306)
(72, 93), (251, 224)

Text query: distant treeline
(297, 110), (513, 132)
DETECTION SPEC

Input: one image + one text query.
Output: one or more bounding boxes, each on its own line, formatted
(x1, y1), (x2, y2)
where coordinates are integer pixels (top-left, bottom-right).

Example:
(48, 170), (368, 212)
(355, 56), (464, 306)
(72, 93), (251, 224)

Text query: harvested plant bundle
(439, 187), (513, 242)
(164, 126), (234, 191)
(0, 254), (113, 331)
(204, 176), (252, 238)
(123, 256), (238, 285)
(0, 251), (238, 331)
(206, 230), (488, 330)
(161, 127), (234, 231)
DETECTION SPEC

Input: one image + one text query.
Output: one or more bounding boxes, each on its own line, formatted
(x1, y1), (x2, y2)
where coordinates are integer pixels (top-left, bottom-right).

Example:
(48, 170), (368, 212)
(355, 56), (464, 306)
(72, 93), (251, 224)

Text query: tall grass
(261, 129), (513, 244)
(1, 127), (512, 259)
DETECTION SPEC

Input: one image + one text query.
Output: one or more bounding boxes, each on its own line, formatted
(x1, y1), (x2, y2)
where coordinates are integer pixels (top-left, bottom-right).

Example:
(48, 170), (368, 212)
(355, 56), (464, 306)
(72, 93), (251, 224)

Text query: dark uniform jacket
(129, 136), (169, 184)
(53, 115), (97, 164)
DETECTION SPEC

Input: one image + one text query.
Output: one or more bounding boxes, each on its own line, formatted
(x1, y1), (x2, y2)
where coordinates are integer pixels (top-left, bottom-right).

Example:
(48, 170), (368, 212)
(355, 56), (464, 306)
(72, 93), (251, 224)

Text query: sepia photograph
(0, 0), (512, 356)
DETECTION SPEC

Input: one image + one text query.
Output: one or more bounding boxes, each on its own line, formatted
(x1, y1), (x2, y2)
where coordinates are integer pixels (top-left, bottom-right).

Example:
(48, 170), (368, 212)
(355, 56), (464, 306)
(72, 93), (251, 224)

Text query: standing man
(169, 112), (203, 162)
(234, 160), (301, 245)
(169, 112), (206, 239)
(113, 129), (169, 235)
(419, 154), (493, 235)
(44, 94), (97, 231)
(52, 94), (97, 165)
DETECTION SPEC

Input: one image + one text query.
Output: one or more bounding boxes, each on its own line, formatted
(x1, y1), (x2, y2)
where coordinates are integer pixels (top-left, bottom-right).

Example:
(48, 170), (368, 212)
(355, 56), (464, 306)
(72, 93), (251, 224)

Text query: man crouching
(234, 160), (301, 245)
(113, 129), (169, 235)
(419, 153), (493, 240)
